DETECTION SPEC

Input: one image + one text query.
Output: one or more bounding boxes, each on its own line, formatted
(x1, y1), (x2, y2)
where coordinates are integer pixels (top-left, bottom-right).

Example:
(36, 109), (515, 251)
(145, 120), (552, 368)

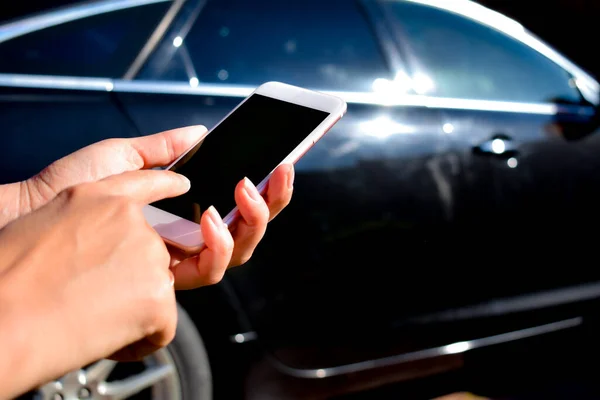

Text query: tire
(167, 303), (213, 399)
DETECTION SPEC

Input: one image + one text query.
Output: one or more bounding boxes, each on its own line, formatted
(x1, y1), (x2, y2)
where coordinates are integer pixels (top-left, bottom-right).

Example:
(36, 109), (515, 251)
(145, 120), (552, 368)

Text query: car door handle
(473, 134), (518, 157)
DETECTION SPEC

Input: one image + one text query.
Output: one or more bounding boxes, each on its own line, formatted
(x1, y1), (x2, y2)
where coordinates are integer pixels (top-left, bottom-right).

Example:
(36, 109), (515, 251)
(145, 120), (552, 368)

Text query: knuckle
(204, 270), (226, 286)
(248, 203), (270, 226)
(211, 229), (234, 257)
(276, 195), (292, 209)
(100, 138), (144, 169)
(269, 197), (290, 215)
(237, 252), (252, 266)
(60, 182), (94, 202)
(161, 312), (178, 345)
(140, 302), (160, 335)
(62, 184), (83, 199)
(113, 196), (141, 219)
(141, 283), (176, 336)
(282, 194), (293, 207)
(151, 305), (177, 347)
(222, 233), (235, 256)
(160, 132), (176, 162)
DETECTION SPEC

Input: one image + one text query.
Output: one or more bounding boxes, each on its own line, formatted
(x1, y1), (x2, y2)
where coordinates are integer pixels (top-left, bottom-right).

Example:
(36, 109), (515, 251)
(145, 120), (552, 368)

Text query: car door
(117, 0), (482, 372)
(382, 0), (600, 298)
(0, 1), (171, 183)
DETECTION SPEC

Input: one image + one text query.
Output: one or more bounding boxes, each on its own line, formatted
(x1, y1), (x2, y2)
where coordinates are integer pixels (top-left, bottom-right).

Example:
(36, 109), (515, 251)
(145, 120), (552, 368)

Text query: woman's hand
(19, 126), (211, 216)
(0, 170), (186, 399)
(0, 126), (295, 398)
(170, 163), (294, 289)
(0, 126), (294, 287)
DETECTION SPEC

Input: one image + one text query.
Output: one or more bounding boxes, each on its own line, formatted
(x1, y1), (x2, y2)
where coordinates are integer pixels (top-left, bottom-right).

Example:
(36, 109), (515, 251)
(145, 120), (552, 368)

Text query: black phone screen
(152, 93), (330, 221)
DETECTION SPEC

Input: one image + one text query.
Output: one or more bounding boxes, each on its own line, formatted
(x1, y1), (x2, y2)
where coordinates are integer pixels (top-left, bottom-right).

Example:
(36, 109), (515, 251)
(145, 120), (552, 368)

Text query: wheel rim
(34, 348), (182, 400)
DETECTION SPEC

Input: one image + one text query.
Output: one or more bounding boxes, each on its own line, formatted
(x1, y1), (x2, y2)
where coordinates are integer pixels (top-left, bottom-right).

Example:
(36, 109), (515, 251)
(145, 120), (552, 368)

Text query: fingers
(169, 164), (295, 289)
(172, 165), (295, 287)
(228, 178), (270, 267)
(264, 164), (294, 221)
(98, 170), (191, 205)
(225, 165), (292, 267)
(128, 125), (208, 169)
(28, 126), (207, 205)
(172, 206), (234, 290)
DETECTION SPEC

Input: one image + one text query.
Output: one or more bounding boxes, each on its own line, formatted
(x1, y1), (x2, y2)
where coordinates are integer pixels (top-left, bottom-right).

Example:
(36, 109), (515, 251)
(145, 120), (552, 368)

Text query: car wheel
(27, 303), (212, 400)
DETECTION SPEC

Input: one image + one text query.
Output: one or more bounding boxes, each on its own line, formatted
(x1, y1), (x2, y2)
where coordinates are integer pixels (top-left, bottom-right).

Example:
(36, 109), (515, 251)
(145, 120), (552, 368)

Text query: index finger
(99, 170), (191, 205)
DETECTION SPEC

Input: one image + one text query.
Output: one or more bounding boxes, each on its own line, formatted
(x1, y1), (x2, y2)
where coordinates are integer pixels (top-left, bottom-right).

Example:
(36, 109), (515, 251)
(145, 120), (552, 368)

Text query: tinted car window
(138, 0), (391, 92)
(382, 0), (582, 103)
(0, 3), (169, 77)
(0, 1), (78, 23)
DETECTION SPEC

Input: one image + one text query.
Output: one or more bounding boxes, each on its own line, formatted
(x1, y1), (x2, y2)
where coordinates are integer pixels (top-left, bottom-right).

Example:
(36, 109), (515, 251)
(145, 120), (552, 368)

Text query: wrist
(0, 249), (94, 399)
(0, 240), (82, 399)
(0, 268), (79, 399)
(0, 276), (39, 398)
(0, 178), (49, 229)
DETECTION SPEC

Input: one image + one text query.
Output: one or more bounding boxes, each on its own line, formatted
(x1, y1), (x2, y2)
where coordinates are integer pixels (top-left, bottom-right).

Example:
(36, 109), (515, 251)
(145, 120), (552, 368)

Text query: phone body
(143, 81), (347, 254)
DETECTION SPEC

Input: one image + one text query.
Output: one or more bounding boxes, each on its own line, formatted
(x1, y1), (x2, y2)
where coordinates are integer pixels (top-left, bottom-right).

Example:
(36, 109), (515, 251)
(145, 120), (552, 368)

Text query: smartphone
(143, 81), (347, 254)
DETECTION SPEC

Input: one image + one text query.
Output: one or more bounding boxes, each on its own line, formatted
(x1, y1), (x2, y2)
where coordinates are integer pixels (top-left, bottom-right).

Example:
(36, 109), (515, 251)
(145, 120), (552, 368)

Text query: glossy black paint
(2, 0), (600, 396)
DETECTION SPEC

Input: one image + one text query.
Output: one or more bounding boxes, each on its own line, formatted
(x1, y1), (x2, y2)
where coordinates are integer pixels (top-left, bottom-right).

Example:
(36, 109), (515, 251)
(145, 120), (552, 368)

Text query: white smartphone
(143, 81), (347, 254)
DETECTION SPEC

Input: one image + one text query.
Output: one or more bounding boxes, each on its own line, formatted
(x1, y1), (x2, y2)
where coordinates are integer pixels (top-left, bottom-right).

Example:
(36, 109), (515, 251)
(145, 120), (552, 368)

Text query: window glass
(0, 3), (169, 77)
(383, 0), (582, 103)
(138, 0), (391, 92)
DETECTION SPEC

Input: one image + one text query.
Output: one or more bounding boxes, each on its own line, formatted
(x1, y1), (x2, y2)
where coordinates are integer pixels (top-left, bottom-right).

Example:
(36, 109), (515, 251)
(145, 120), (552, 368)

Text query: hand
(16, 126), (211, 218)
(1, 126), (295, 287)
(0, 170), (187, 399)
(170, 164), (294, 289)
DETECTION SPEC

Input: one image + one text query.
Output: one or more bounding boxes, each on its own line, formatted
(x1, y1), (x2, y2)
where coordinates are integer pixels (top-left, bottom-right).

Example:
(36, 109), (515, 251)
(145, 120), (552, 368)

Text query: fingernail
(177, 174), (191, 191)
(207, 206), (223, 229)
(286, 165), (295, 189)
(188, 125), (207, 142)
(243, 177), (262, 202)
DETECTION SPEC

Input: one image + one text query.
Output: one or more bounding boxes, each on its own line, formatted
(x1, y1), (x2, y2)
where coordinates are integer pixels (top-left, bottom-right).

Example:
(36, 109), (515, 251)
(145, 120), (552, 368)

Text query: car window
(0, 3), (169, 78)
(137, 0), (391, 92)
(382, 0), (583, 104)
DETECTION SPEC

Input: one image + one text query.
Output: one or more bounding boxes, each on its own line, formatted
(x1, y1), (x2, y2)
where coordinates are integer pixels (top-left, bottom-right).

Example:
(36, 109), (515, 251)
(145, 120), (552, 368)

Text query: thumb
(98, 170), (191, 205)
(127, 125), (208, 169)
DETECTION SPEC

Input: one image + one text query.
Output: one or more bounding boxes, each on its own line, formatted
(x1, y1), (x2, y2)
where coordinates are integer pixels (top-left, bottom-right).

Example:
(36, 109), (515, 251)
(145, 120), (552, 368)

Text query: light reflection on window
(359, 116), (416, 139)
(383, 0), (582, 103)
(371, 70), (435, 97)
(137, 0), (391, 92)
(172, 36), (183, 48)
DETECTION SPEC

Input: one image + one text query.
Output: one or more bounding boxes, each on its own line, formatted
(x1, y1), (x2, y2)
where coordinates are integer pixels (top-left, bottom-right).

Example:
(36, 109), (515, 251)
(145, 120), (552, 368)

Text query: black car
(3, 0), (600, 399)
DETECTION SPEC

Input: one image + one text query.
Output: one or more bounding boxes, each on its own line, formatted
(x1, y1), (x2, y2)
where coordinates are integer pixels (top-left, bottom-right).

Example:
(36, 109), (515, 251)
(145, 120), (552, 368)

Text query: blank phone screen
(151, 94), (330, 222)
